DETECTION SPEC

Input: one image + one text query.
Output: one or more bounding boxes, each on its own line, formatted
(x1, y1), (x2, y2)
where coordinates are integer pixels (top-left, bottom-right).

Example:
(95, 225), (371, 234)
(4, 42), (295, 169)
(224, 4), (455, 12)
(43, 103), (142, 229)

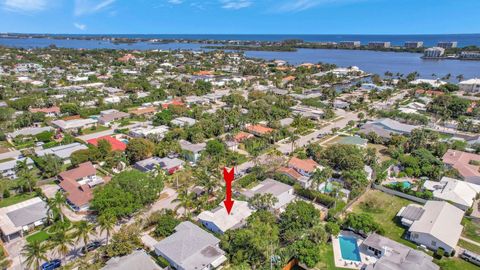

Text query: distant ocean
(4, 33), (480, 47)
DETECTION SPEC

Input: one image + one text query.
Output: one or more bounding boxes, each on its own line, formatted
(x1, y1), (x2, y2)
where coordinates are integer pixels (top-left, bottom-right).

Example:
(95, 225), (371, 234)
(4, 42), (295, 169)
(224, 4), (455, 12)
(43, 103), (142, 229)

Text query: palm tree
(21, 240), (49, 270)
(74, 221), (95, 248)
(49, 228), (74, 262)
(173, 189), (195, 217)
(98, 213), (116, 245)
(49, 192), (67, 223)
(288, 132), (300, 153)
(311, 167), (333, 191)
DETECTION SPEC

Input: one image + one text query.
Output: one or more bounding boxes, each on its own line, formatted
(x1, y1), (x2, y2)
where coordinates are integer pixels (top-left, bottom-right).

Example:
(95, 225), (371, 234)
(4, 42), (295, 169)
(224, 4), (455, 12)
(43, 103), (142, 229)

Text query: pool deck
(332, 234), (378, 269)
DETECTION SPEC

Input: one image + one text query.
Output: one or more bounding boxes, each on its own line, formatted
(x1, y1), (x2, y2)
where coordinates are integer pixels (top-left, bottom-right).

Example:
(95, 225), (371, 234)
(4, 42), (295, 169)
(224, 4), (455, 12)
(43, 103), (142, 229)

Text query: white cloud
(168, 0), (183, 4)
(2, 0), (47, 12)
(276, 0), (365, 12)
(74, 0), (116, 16)
(74, 22), (87, 30)
(220, 0), (251, 10)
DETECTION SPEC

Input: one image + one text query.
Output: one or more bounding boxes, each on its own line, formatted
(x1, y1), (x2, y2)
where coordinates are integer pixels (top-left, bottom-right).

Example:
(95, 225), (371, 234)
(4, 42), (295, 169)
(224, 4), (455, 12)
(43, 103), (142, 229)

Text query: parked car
(79, 241), (102, 256)
(41, 259), (61, 270)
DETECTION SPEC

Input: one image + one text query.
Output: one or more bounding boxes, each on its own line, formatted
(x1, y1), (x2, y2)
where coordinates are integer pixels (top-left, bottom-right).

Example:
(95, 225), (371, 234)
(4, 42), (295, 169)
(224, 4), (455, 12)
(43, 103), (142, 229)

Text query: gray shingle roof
(102, 250), (161, 270)
(6, 200), (48, 227)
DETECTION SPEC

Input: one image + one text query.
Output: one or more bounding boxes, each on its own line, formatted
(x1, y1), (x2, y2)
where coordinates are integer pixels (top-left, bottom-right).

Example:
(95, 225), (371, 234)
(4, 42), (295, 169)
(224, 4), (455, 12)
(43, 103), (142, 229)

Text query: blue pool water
(392, 181), (412, 189)
(339, 236), (361, 262)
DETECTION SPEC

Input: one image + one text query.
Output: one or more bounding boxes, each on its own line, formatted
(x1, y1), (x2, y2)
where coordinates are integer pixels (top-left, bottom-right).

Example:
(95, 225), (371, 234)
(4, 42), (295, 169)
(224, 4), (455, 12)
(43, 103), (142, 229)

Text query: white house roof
(51, 118), (97, 130)
(7, 126), (53, 138)
(242, 179), (295, 210)
(197, 201), (253, 233)
(102, 250), (161, 270)
(0, 157), (33, 172)
(408, 201), (463, 249)
(154, 221), (226, 270)
(35, 142), (88, 160)
(424, 177), (480, 209)
(459, 78), (480, 85)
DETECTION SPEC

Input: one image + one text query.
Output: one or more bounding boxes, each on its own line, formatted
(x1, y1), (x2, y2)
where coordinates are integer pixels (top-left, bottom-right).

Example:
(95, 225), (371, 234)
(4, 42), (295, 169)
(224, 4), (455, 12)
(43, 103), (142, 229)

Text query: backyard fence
(372, 184), (427, 204)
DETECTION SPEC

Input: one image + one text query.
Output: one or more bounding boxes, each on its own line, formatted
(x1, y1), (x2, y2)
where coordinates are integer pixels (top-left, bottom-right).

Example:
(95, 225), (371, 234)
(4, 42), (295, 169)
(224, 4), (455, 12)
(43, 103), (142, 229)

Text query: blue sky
(0, 0), (479, 34)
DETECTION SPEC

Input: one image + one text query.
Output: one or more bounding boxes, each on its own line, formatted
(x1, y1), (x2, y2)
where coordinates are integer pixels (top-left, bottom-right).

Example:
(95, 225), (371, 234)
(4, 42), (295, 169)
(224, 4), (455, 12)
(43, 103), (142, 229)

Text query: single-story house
(337, 136), (368, 148)
(29, 106), (61, 117)
(179, 140), (206, 163)
(87, 136), (127, 151)
(0, 197), (48, 242)
(171, 117), (197, 127)
(197, 201), (253, 234)
(233, 131), (254, 142)
(58, 162), (103, 211)
(359, 118), (419, 139)
(102, 250), (161, 270)
(362, 233), (439, 270)
(35, 142), (88, 164)
(0, 157), (34, 179)
(423, 176), (480, 211)
(98, 110), (130, 126)
(242, 178), (296, 211)
(245, 124), (274, 137)
(7, 126), (54, 139)
(154, 221), (227, 270)
(128, 106), (157, 117)
(397, 201), (463, 254)
(134, 157), (185, 174)
(129, 125), (169, 139)
(51, 118), (98, 132)
(442, 149), (480, 184)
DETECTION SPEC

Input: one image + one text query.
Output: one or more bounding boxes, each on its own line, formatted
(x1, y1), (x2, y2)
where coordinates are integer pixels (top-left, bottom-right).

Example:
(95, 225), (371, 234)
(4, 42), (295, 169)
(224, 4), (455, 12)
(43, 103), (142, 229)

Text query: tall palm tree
(21, 240), (49, 270)
(173, 189), (194, 217)
(49, 192), (67, 223)
(49, 228), (74, 262)
(74, 221), (95, 247)
(98, 213), (116, 245)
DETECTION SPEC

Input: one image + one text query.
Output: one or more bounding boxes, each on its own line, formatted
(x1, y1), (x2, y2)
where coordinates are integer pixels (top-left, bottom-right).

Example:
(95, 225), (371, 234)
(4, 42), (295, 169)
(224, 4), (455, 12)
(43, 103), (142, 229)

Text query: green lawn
(26, 230), (50, 243)
(462, 218), (480, 243)
(81, 125), (111, 135)
(0, 193), (36, 208)
(435, 257), (480, 270)
(351, 190), (416, 248)
(458, 239), (480, 254)
(313, 244), (351, 270)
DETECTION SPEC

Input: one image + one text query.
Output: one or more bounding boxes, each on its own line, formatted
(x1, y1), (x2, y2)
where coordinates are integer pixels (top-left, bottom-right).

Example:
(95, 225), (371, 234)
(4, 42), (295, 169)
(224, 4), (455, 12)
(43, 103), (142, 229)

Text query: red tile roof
(129, 107), (157, 116)
(87, 136), (127, 151)
(161, 99), (185, 110)
(58, 162), (97, 208)
(278, 167), (303, 180)
(29, 106), (60, 114)
(288, 157), (319, 173)
(234, 131), (254, 142)
(245, 125), (274, 135)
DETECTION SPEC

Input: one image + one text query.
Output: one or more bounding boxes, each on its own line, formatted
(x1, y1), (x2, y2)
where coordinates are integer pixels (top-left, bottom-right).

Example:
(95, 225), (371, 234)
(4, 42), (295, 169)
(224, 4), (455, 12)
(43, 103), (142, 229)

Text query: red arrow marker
(223, 167), (235, 215)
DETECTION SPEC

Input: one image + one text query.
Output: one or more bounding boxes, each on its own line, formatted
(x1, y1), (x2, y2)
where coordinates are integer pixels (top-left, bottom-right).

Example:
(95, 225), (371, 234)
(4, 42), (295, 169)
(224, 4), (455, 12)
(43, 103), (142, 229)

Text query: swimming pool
(338, 236), (361, 262)
(391, 181), (412, 189)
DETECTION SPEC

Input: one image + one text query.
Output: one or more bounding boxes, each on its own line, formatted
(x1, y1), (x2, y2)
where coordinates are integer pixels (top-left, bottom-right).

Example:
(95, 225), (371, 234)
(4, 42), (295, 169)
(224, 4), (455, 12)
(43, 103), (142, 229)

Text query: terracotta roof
(415, 89), (444, 96)
(245, 125), (274, 135)
(288, 157), (319, 173)
(87, 136), (127, 151)
(29, 106), (60, 114)
(58, 162), (97, 208)
(162, 99), (185, 110)
(442, 149), (480, 181)
(118, 54), (136, 63)
(194, 70), (214, 76)
(234, 131), (254, 142)
(277, 167), (303, 180)
(129, 107), (157, 116)
(282, 75), (296, 82)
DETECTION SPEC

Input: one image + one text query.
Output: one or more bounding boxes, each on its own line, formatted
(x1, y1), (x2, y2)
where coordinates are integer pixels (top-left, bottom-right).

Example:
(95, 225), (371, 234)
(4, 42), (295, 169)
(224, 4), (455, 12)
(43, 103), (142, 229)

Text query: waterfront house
(459, 78), (480, 93)
(198, 201), (253, 234)
(397, 201), (463, 254)
(154, 221), (227, 270)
